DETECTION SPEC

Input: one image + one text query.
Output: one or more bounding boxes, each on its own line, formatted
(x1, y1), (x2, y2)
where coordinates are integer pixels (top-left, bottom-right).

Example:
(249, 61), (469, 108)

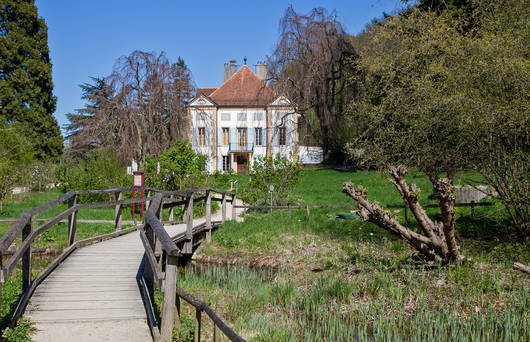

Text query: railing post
(160, 254), (178, 342)
(146, 190), (151, 211)
(68, 194), (77, 246)
(22, 216), (34, 293)
(231, 194), (237, 221)
(470, 200), (475, 219)
(144, 222), (155, 300)
(182, 195), (189, 223)
(213, 303), (223, 342)
(115, 191), (123, 231)
(221, 193), (226, 223)
(195, 304), (202, 342)
(306, 204), (311, 222)
(168, 195), (175, 223)
(183, 193), (194, 254)
(206, 190), (212, 243)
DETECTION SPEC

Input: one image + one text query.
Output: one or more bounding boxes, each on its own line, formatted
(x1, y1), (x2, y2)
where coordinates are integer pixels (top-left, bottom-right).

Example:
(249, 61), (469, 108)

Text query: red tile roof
(209, 65), (276, 106)
(196, 88), (217, 97)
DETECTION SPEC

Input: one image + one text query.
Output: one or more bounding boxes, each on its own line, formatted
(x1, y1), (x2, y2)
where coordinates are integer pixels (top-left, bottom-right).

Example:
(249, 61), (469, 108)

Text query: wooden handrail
(175, 286), (246, 342)
(144, 193), (181, 256)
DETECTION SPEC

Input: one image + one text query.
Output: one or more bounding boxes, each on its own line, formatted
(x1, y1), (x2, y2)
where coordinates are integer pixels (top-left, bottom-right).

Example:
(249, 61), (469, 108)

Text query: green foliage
(4, 319), (36, 342)
(347, 0), (529, 239)
(0, 124), (33, 208)
(144, 141), (206, 190)
(241, 155), (301, 206)
(0, 0), (63, 160)
(55, 150), (129, 202)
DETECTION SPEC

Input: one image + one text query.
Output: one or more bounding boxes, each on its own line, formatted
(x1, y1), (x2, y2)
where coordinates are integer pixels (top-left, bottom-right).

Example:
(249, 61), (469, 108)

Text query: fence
(234, 201), (494, 223)
(0, 186), (245, 342)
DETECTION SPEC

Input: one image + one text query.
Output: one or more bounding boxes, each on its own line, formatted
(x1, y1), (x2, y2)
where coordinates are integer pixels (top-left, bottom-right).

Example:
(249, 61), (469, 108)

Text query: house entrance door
(236, 155), (248, 174)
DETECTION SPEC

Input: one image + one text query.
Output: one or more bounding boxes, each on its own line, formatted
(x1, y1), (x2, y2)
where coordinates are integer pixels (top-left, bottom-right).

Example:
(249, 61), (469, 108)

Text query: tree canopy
(0, 0), (62, 160)
(65, 51), (195, 162)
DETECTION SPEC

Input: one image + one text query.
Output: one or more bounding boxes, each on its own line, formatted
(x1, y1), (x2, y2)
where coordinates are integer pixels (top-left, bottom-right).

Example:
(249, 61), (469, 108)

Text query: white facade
(188, 96), (299, 173)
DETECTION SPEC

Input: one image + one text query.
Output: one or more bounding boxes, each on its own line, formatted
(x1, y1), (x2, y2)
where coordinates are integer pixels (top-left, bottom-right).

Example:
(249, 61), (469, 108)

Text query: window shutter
(263, 128), (267, 146)
(274, 128), (279, 146)
(206, 128), (211, 146)
(248, 128), (254, 150)
(217, 156), (221, 171)
(230, 128), (236, 149)
(192, 128), (197, 146)
(287, 129), (292, 146)
(217, 128), (221, 147)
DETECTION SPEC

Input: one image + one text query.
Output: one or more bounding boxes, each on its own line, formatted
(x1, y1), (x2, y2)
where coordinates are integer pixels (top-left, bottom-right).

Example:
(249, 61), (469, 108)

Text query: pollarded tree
(0, 0), (62, 159)
(343, 7), (473, 264)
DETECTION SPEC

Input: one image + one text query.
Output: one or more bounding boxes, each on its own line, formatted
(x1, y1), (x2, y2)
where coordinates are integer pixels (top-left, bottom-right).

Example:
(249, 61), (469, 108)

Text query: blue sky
(34, 0), (406, 134)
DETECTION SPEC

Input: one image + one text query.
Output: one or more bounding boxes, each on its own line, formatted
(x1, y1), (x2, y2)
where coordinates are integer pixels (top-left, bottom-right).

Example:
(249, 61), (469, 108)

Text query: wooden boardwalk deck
(25, 199), (242, 342)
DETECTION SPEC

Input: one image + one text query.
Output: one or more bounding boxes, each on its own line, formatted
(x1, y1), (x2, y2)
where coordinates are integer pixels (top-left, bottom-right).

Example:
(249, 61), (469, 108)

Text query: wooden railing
(0, 187), (156, 330)
(139, 188), (245, 342)
(235, 201), (494, 223)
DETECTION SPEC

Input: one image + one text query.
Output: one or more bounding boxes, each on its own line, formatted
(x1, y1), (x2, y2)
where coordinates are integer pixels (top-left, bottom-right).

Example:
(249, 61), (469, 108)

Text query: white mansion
(187, 60), (323, 173)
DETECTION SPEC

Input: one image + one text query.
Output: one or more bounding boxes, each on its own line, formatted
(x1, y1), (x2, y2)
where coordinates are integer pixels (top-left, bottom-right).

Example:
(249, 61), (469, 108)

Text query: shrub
(143, 141), (207, 190)
(55, 150), (129, 202)
(241, 155), (301, 206)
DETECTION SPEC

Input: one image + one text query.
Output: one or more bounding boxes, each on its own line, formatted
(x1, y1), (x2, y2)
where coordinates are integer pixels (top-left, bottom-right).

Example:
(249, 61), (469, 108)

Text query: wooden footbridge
(0, 187), (246, 342)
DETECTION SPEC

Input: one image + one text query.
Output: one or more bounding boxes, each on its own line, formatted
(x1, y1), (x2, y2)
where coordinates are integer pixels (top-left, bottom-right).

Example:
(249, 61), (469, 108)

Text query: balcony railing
(229, 142), (254, 152)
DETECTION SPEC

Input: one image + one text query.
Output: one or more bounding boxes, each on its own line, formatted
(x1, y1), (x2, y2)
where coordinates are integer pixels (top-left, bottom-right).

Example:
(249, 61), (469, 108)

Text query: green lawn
(179, 168), (529, 341)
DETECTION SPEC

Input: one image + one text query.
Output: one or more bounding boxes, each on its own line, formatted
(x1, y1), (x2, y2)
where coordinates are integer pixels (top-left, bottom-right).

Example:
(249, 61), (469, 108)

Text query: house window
(254, 112), (264, 121)
(222, 128), (230, 145)
(198, 127), (206, 146)
(237, 112), (247, 121)
(197, 112), (207, 120)
(278, 126), (287, 146)
(255, 128), (263, 146)
(237, 128), (247, 147)
(222, 156), (231, 171)
(221, 113), (230, 121)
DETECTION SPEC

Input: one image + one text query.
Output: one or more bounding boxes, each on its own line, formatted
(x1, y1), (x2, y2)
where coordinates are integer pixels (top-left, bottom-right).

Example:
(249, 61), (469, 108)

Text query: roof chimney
(223, 60), (237, 82)
(256, 62), (268, 81)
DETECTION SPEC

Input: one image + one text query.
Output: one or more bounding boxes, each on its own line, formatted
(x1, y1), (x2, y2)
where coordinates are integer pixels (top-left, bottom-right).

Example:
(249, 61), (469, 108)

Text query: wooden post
(67, 194), (77, 246)
(206, 190), (212, 243)
(306, 204), (311, 222)
(144, 223), (155, 300)
(221, 193), (226, 223)
(231, 194), (236, 221)
(160, 254), (178, 342)
(22, 216), (33, 293)
(168, 195), (175, 223)
(183, 193), (194, 254)
(182, 195), (189, 223)
(213, 303), (223, 342)
(194, 302), (202, 342)
(146, 190), (151, 210)
(288, 204), (291, 219)
(115, 191), (123, 231)
(471, 200), (475, 219)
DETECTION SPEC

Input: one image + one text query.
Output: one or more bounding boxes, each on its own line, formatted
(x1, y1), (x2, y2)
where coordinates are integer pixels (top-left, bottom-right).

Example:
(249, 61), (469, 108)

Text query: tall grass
(178, 264), (529, 341)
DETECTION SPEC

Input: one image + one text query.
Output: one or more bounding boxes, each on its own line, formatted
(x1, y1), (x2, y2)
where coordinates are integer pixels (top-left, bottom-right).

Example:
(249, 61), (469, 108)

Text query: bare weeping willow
(66, 50), (195, 161)
(267, 6), (357, 157)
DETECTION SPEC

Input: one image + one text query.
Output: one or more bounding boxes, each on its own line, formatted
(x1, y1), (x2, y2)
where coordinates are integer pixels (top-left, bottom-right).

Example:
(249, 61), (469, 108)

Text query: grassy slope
(183, 169), (529, 341)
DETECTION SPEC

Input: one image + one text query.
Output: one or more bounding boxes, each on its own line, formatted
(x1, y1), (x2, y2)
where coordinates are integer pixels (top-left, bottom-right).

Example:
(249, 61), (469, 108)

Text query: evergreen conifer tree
(0, 0), (63, 159)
